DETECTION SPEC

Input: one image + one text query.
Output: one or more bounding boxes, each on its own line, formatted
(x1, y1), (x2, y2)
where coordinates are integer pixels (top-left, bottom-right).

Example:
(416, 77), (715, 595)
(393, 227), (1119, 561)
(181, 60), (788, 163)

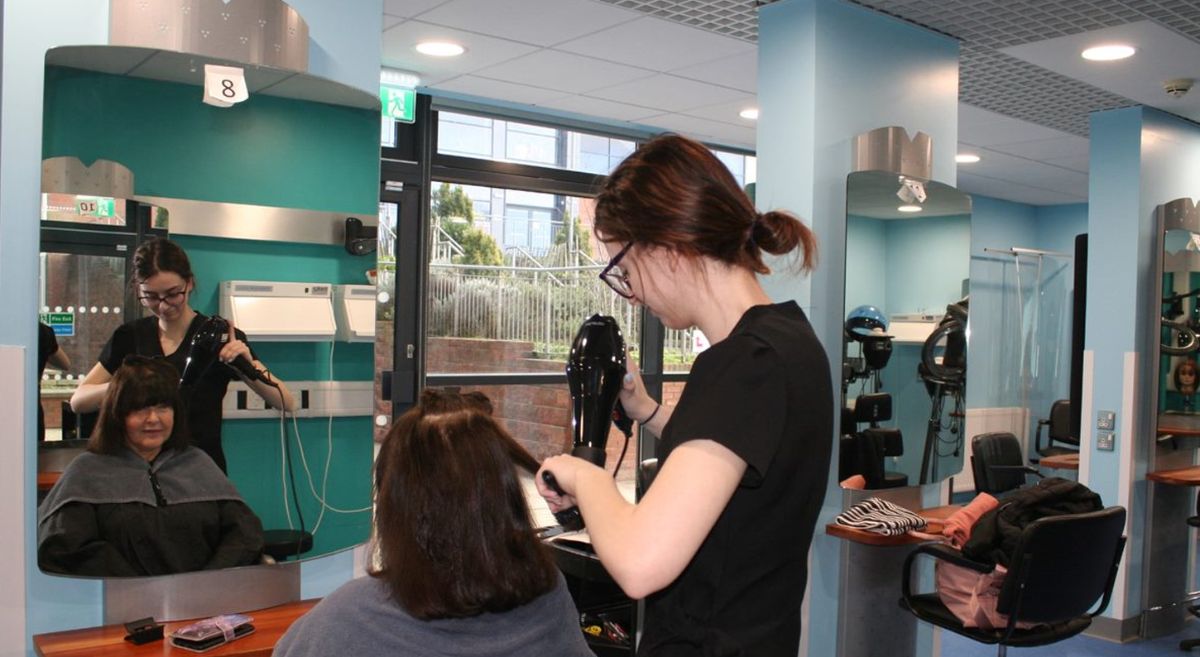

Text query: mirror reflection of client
(274, 389), (593, 657)
(69, 238), (295, 473)
(38, 356), (264, 577)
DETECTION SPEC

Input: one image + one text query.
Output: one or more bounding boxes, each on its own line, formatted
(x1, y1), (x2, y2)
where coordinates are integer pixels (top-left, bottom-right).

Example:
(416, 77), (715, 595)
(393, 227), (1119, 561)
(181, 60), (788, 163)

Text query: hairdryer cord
(276, 380), (307, 551)
(612, 430), (629, 479)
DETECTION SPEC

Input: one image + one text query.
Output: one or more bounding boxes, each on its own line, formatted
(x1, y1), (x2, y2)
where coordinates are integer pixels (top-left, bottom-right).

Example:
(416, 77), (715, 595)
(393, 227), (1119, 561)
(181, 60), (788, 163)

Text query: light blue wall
(2, 1), (382, 651)
(756, 1), (958, 654)
(844, 216), (887, 314)
(885, 215), (971, 316)
(1085, 107), (1200, 619)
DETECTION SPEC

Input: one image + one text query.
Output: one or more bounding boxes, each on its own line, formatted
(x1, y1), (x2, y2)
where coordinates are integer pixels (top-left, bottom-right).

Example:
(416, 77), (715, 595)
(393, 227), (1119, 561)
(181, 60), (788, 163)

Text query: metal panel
(103, 562), (300, 623)
(851, 127), (933, 180)
(41, 157), (134, 198)
(109, 0), (309, 72)
(136, 195), (376, 246)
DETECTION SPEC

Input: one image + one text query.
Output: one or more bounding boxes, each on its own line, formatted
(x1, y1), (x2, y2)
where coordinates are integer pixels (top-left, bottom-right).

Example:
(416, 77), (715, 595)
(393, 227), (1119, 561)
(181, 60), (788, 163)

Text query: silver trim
(109, 0), (309, 72)
(103, 561), (300, 623)
(136, 195), (377, 246)
(851, 126), (933, 180)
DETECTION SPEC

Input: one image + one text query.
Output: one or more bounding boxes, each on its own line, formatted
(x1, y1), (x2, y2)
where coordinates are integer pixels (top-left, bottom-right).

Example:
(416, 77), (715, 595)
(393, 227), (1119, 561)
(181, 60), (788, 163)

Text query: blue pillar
(1084, 106), (1200, 629)
(756, 1), (958, 655)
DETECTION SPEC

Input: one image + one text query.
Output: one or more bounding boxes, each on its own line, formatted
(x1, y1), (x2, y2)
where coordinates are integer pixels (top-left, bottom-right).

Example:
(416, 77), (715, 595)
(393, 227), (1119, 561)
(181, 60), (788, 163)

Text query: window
(436, 111), (632, 175)
(712, 148), (757, 188)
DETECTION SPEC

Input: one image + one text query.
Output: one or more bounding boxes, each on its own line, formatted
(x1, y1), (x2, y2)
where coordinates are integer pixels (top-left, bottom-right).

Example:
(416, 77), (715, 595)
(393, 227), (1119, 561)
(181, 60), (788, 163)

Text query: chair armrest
(901, 543), (995, 604)
(1034, 421), (1048, 453)
(987, 464), (1045, 479)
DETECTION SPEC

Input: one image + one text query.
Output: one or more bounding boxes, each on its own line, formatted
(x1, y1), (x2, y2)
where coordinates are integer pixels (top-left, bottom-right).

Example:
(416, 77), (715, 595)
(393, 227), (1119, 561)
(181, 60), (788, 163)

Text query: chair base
(262, 529), (314, 561)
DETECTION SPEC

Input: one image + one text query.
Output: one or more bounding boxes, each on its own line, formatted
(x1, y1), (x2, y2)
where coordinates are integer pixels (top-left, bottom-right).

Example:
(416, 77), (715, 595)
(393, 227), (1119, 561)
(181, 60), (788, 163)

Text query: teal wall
(41, 67), (378, 558)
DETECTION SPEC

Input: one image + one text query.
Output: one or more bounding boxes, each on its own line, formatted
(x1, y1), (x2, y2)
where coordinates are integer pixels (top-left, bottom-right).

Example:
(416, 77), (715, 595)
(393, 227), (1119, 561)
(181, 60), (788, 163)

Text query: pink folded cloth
(942, 493), (999, 548)
(840, 474), (867, 490)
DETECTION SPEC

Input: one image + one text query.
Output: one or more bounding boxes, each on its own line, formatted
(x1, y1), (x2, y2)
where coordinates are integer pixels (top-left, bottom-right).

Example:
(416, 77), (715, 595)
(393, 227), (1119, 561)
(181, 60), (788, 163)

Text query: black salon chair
(262, 529), (314, 562)
(1033, 399), (1080, 461)
(970, 432), (1042, 496)
(840, 393), (908, 489)
(900, 506), (1127, 657)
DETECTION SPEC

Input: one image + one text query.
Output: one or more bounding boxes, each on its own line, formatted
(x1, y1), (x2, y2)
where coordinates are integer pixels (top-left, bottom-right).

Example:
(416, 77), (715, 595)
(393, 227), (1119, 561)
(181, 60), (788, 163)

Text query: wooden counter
(1158, 413), (1200, 438)
(1147, 465), (1200, 486)
(1039, 453), (1080, 471)
(825, 505), (960, 546)
(33, 599), (318, 657)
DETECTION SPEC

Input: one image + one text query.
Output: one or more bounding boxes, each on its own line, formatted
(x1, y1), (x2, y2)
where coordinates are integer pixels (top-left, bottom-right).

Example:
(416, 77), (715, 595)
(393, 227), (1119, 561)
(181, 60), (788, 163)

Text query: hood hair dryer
(180, 315), (268, 387)
(566, 314), (627, 467)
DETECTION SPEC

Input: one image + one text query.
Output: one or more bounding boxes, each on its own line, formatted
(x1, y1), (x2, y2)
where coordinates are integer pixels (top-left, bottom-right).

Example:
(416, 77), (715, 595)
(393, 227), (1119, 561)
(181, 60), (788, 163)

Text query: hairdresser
(70, 238), (295, 472)
(537, 134), (833, 657)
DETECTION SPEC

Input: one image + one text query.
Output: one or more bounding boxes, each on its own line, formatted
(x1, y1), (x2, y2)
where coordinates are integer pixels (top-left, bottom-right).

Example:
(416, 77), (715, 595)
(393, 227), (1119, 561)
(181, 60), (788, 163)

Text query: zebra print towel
(835, 498), (927, 536)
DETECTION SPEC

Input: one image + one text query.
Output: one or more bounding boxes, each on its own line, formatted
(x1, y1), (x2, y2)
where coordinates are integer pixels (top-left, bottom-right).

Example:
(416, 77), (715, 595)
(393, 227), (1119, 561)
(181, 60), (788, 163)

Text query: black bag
(961, 476), (1102, 567)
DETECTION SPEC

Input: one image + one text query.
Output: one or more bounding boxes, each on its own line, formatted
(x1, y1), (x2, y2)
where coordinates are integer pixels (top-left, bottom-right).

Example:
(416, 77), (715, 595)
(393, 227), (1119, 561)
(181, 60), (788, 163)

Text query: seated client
(38, 355), (264, 577)
(274, 389), (593, 657)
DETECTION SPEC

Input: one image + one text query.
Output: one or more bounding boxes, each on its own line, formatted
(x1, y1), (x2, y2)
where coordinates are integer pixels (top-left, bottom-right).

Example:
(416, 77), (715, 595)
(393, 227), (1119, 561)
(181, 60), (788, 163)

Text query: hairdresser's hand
(537, 455), (602, 512)
(619, 351), (657, 422)
(218, 321), (253, 366)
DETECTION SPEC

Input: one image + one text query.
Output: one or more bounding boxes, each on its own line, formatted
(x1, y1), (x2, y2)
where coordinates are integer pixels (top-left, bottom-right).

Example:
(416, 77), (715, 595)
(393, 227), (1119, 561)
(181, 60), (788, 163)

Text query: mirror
(36, 46), (379, 577)
(1157, 197), (1200, 441)
(840, 170), (971, 489)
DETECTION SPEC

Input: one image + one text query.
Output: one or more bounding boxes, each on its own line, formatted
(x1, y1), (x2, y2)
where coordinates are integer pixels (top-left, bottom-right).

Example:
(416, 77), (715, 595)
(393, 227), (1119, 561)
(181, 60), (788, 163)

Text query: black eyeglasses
(138, 286), (187, 307)
(599, 242), (635, 299)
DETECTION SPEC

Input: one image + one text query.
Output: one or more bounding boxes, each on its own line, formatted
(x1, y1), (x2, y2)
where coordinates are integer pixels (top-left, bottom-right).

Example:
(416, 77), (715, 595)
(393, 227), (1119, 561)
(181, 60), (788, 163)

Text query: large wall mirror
(36, 45), (380, 579)
(1157, 197), (1200, 442)
(840, 170), (971, 490)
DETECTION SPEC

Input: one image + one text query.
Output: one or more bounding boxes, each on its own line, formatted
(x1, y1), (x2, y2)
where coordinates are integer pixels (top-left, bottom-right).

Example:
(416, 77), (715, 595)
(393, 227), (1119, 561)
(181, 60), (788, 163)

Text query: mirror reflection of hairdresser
(38, 321), (71, 441)
(537, 134), (833, 657)
(274, 389), (594, 657)
(69, 238), (296, 472)
(38, 356), (264, 576)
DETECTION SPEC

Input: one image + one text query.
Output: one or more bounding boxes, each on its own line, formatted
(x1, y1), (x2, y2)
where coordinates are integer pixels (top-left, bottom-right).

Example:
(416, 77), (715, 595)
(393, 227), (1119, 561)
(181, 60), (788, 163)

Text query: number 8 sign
(203, 64), (250, 107)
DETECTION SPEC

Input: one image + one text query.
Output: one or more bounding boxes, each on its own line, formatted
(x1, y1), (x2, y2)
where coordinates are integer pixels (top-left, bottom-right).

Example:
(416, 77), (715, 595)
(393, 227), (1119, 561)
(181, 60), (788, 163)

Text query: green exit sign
(40, 312), (75, 337)
(76, 196), (115, 218)
(380, 84), (415, 124)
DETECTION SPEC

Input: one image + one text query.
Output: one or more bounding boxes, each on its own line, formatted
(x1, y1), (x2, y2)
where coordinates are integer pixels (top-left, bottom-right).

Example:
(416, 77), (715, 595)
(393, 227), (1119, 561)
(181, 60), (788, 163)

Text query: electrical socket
(246, 392), (267, 411)
(1097, 431), (1115, 451)
(1097, 410), (1116, 431)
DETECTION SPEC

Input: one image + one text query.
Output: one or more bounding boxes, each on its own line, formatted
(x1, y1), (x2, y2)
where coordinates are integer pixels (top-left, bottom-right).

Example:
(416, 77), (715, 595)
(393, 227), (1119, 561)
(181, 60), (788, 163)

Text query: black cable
(272, 379), (308, 558)
(612, 430), (630, 479)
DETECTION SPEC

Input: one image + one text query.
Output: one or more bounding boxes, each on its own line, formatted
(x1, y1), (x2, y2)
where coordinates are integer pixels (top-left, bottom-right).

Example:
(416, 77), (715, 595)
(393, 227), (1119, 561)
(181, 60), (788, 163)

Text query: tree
(431, 183), (502, 267)
(553, 209), (590, 256)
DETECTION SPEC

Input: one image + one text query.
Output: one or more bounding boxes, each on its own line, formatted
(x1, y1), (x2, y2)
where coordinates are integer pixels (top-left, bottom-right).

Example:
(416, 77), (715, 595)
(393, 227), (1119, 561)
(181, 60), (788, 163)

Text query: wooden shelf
(33, 599), (317, 657)
(825, 504), (960, 546)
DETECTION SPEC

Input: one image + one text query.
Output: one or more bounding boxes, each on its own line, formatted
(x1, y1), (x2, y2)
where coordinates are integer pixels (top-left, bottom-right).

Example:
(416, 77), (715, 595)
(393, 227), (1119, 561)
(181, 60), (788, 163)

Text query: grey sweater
(273, 573), (595, 657)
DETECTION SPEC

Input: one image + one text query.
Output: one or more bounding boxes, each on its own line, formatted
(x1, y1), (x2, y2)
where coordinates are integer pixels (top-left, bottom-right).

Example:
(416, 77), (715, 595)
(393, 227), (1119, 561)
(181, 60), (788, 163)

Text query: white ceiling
(381, 0), (1200, 207)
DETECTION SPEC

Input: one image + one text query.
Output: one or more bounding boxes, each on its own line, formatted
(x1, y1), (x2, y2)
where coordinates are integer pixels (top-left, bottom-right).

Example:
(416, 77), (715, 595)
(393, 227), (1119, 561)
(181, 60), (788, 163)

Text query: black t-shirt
(98, 314), (253, 472)
(38, 322), (59, 375)
(639, 302), (833, 657)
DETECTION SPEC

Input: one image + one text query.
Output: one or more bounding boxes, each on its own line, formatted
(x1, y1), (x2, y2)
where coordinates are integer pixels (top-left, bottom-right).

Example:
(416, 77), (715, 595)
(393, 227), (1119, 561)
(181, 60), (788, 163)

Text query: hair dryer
(541, 315), (630, 533)
(566, 314), (627, 467)
(180, 315), (268, 386)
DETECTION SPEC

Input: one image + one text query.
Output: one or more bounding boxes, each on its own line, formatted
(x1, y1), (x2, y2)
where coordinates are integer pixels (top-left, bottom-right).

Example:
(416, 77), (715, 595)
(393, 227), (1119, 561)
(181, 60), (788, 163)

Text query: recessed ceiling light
(956, 153), (981, 164)
(898, 205), (922, 213)
(416, 41), (465, 57)
(1081, 44), (1135, 61)
(739, 107), (759, 120)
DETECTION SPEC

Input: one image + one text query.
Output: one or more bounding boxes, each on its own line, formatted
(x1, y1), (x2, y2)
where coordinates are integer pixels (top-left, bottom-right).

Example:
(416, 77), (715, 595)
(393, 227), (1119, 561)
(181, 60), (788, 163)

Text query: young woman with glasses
(69, 238), (294, 472)
(538, 134), (833, 657)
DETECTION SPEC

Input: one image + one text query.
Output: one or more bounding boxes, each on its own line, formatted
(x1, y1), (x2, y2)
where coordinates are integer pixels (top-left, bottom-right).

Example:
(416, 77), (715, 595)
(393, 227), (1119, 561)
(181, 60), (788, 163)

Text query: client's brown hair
(371, 388), (556, 619)
(89, 355), (189, 455)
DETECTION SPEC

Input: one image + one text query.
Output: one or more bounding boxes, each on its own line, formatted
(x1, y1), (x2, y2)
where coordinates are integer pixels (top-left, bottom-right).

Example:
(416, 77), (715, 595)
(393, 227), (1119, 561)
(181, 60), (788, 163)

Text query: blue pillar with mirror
(756, 0), (959, 655)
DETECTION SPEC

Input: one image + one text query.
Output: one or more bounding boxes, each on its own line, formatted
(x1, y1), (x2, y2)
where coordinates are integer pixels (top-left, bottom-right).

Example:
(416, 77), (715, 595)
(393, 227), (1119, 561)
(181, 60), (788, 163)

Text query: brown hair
(594, 133), (817, 274)
(89, 356), (189, 455)
(132, 238), (194, 287)
(370, 388), (556, 619)
(1176, 359), (1198, 390)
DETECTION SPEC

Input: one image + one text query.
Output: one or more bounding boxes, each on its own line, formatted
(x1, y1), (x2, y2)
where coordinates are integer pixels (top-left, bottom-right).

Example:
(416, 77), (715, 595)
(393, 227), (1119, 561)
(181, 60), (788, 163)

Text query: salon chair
(970, 432), (1042, 496)
(899, 506), (1127, 657)
(261, 529), (314, 562)
(1032, 400), (1080, 462)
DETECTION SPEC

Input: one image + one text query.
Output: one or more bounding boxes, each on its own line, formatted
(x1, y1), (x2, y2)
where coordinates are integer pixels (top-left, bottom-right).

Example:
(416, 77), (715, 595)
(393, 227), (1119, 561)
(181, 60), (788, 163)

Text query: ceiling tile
(383, 15), (406, 31)
(416, 0), (639, 47)
(475, 49), (654, 94)
(958, 171), (1086, 205)
(670, 50), (757, 93)
(679, 96), (759, 127)
(959, 147), (1089, 198)
(433, 75), (569, 105)
(639, 112), (756, 149)
(958, 113), (1077, 146)
(383, 0), (452, 19)
(381, 20), (539, 85)
(982, 135), (1090, 161)
(586, 74), (748, 113)
(535, 94), (664, 122)
(1041, 153), (1090, 174)
(557, 16), (754, 72)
